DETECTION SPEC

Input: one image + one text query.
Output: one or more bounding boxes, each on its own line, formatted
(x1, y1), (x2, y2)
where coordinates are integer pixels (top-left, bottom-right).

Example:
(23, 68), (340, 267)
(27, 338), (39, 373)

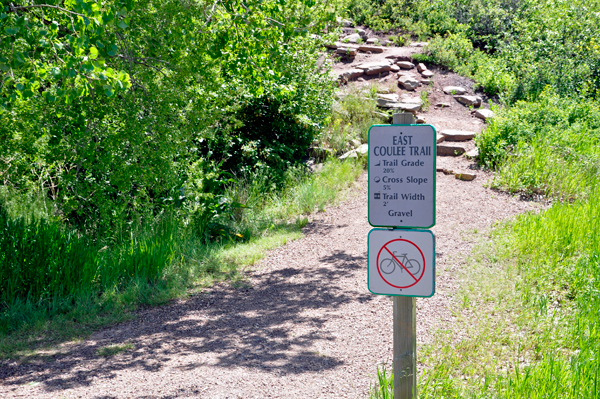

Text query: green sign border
(367, 228), (436, 298)
(367, 124), (437, 229)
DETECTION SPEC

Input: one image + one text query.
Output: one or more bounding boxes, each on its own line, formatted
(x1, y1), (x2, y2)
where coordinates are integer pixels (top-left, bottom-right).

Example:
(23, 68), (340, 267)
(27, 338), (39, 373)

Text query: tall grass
(415, 191), (600, 399)
(0, 155), (364, 358)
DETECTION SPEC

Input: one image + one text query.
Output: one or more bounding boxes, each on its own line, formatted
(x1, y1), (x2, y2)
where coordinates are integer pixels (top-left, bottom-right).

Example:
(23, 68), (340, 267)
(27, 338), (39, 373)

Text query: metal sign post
(367, 114), (436, 399)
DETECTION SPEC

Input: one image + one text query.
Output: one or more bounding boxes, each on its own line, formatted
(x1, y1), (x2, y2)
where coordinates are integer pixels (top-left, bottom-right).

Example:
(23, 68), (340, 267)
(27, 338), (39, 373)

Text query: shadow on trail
(0, 245), (371, 395)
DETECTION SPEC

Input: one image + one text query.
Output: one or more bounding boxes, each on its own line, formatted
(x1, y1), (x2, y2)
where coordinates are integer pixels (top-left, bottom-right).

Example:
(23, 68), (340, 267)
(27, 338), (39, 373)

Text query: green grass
(414, 191), (600, 398)
(0, 155), (364, 360)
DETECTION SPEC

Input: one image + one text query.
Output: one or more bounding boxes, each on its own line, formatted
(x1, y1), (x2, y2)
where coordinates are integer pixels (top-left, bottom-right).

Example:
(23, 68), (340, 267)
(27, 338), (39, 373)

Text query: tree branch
(8, 4), (85, 17)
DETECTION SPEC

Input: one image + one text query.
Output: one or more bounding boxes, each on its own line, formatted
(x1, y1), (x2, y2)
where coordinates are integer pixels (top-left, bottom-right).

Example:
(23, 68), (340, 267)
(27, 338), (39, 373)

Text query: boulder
(455, 95), (482, 107)
(390, 64), (400, 72)
(335, 47), (358, 56)
(400, 95), (422, 104)
(474, 109), (494, 120)
(376, 100), (421, 113)
(440, 129), (477, 141)
(355, 61), (393, 75)
(397, 61), (415, 70)
(377, 93), (400, 102)
(339, 150), (358, 160)
(417, 63), (427, 72)
(437, 143), (466, 156)
(421, 70), (434, 78)
(443, 86), (467, 95)
(342, 33), (362, 43)
(398, 75), (420, 91)
(359, 45), (384, 53)
(356, 143), (369, 155)
(338, 68), (364, 81)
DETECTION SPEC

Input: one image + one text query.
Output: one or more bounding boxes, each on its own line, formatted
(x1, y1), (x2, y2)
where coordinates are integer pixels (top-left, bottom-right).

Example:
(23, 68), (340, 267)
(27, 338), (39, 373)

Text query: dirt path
(0, 168), (538, 398)
(1, 44), (541, 399)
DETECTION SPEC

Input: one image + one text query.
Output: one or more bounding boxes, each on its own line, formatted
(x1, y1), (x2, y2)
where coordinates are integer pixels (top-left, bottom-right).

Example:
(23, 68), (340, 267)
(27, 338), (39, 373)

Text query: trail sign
(368, 124), (436, 228)
(368, 228), (435, 297)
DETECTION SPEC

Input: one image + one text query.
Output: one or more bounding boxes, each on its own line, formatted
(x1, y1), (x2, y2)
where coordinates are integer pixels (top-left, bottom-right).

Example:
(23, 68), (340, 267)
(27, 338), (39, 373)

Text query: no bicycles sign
(368, 228), (435, 297)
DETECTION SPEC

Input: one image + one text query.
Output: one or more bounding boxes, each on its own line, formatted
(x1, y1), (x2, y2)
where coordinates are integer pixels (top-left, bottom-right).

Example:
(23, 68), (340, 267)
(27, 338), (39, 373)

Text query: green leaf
(107, 44), (118, 56)
(117, 20), (128, 29)
(103, 84), (114, 97)
(89, 46), (99, 60)
(4, 26), (19, 35)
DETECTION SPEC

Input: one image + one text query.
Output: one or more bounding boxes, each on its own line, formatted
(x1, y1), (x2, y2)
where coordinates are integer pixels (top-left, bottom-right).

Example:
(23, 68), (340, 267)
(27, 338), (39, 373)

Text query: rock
(358, 45), (384, 53)
(357, 77), (365, 82)
(350, 139), (362, 148)
(443, 86), (467, 95)
(437, 143), (466, 156)
(442, 168), (454, 175)
(377, 93), (400, 102)
(355, 61), (393, 75)
(342, 33), (362, 43)
(440, 129), (477, 141)
(465, 148), (479, 158)
(397, 61), (415, 70)
(474, 109), (494, 120)
(339, 150), (358, 160)
(421, 70), (434, 78)
(390, 65), (400, 72)
(417, 63), (427, 72)
(416, 115), (426, 124)
(335, 47), (358, 56)
(341, 19), (353, 27)
(437, 134), (445, 143)
(398, 75), (420, 91)
(325, 43), (338, 49)
(455, 95), (482, 107)
(410, 42), (429, 47)
(376, 100), (421, 113)
(355, 28), (367, 37)
(366, 37), (379, 45)
(420, 79), (432, 85)
(400, 95), (422, 104)
(435, 102), (451, 108)
(338, 68), (364, 81)
(455, 172), (477, 181)
(356, 143), (369, 155)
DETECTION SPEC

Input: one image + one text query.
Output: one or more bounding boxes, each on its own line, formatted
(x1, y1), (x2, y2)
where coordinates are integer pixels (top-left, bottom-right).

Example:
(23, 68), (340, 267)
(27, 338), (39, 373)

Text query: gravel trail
(0, 169), (539, 399)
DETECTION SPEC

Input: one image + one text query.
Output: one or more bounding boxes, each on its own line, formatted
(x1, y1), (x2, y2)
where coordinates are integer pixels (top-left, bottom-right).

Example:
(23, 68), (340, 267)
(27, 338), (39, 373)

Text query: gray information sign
(368, 228), (435, 297)
(368, 124), (436, 228)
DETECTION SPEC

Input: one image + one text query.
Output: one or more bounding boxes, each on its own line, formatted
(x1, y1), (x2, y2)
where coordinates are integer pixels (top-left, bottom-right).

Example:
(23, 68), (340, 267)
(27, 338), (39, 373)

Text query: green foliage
(476, 91), (600, 198)
(323, 85), (386, 154)
(0, 0), (340, 235)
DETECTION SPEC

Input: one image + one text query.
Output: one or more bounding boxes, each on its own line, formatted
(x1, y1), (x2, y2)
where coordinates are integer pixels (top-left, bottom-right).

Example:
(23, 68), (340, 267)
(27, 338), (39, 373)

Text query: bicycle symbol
(379, 252), (421, 276)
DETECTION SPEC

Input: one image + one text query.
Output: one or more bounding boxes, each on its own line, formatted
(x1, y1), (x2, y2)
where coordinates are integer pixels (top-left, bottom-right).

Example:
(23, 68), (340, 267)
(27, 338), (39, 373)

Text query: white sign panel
(368, 228), (435, 297)
(368, 125), (436, 228)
